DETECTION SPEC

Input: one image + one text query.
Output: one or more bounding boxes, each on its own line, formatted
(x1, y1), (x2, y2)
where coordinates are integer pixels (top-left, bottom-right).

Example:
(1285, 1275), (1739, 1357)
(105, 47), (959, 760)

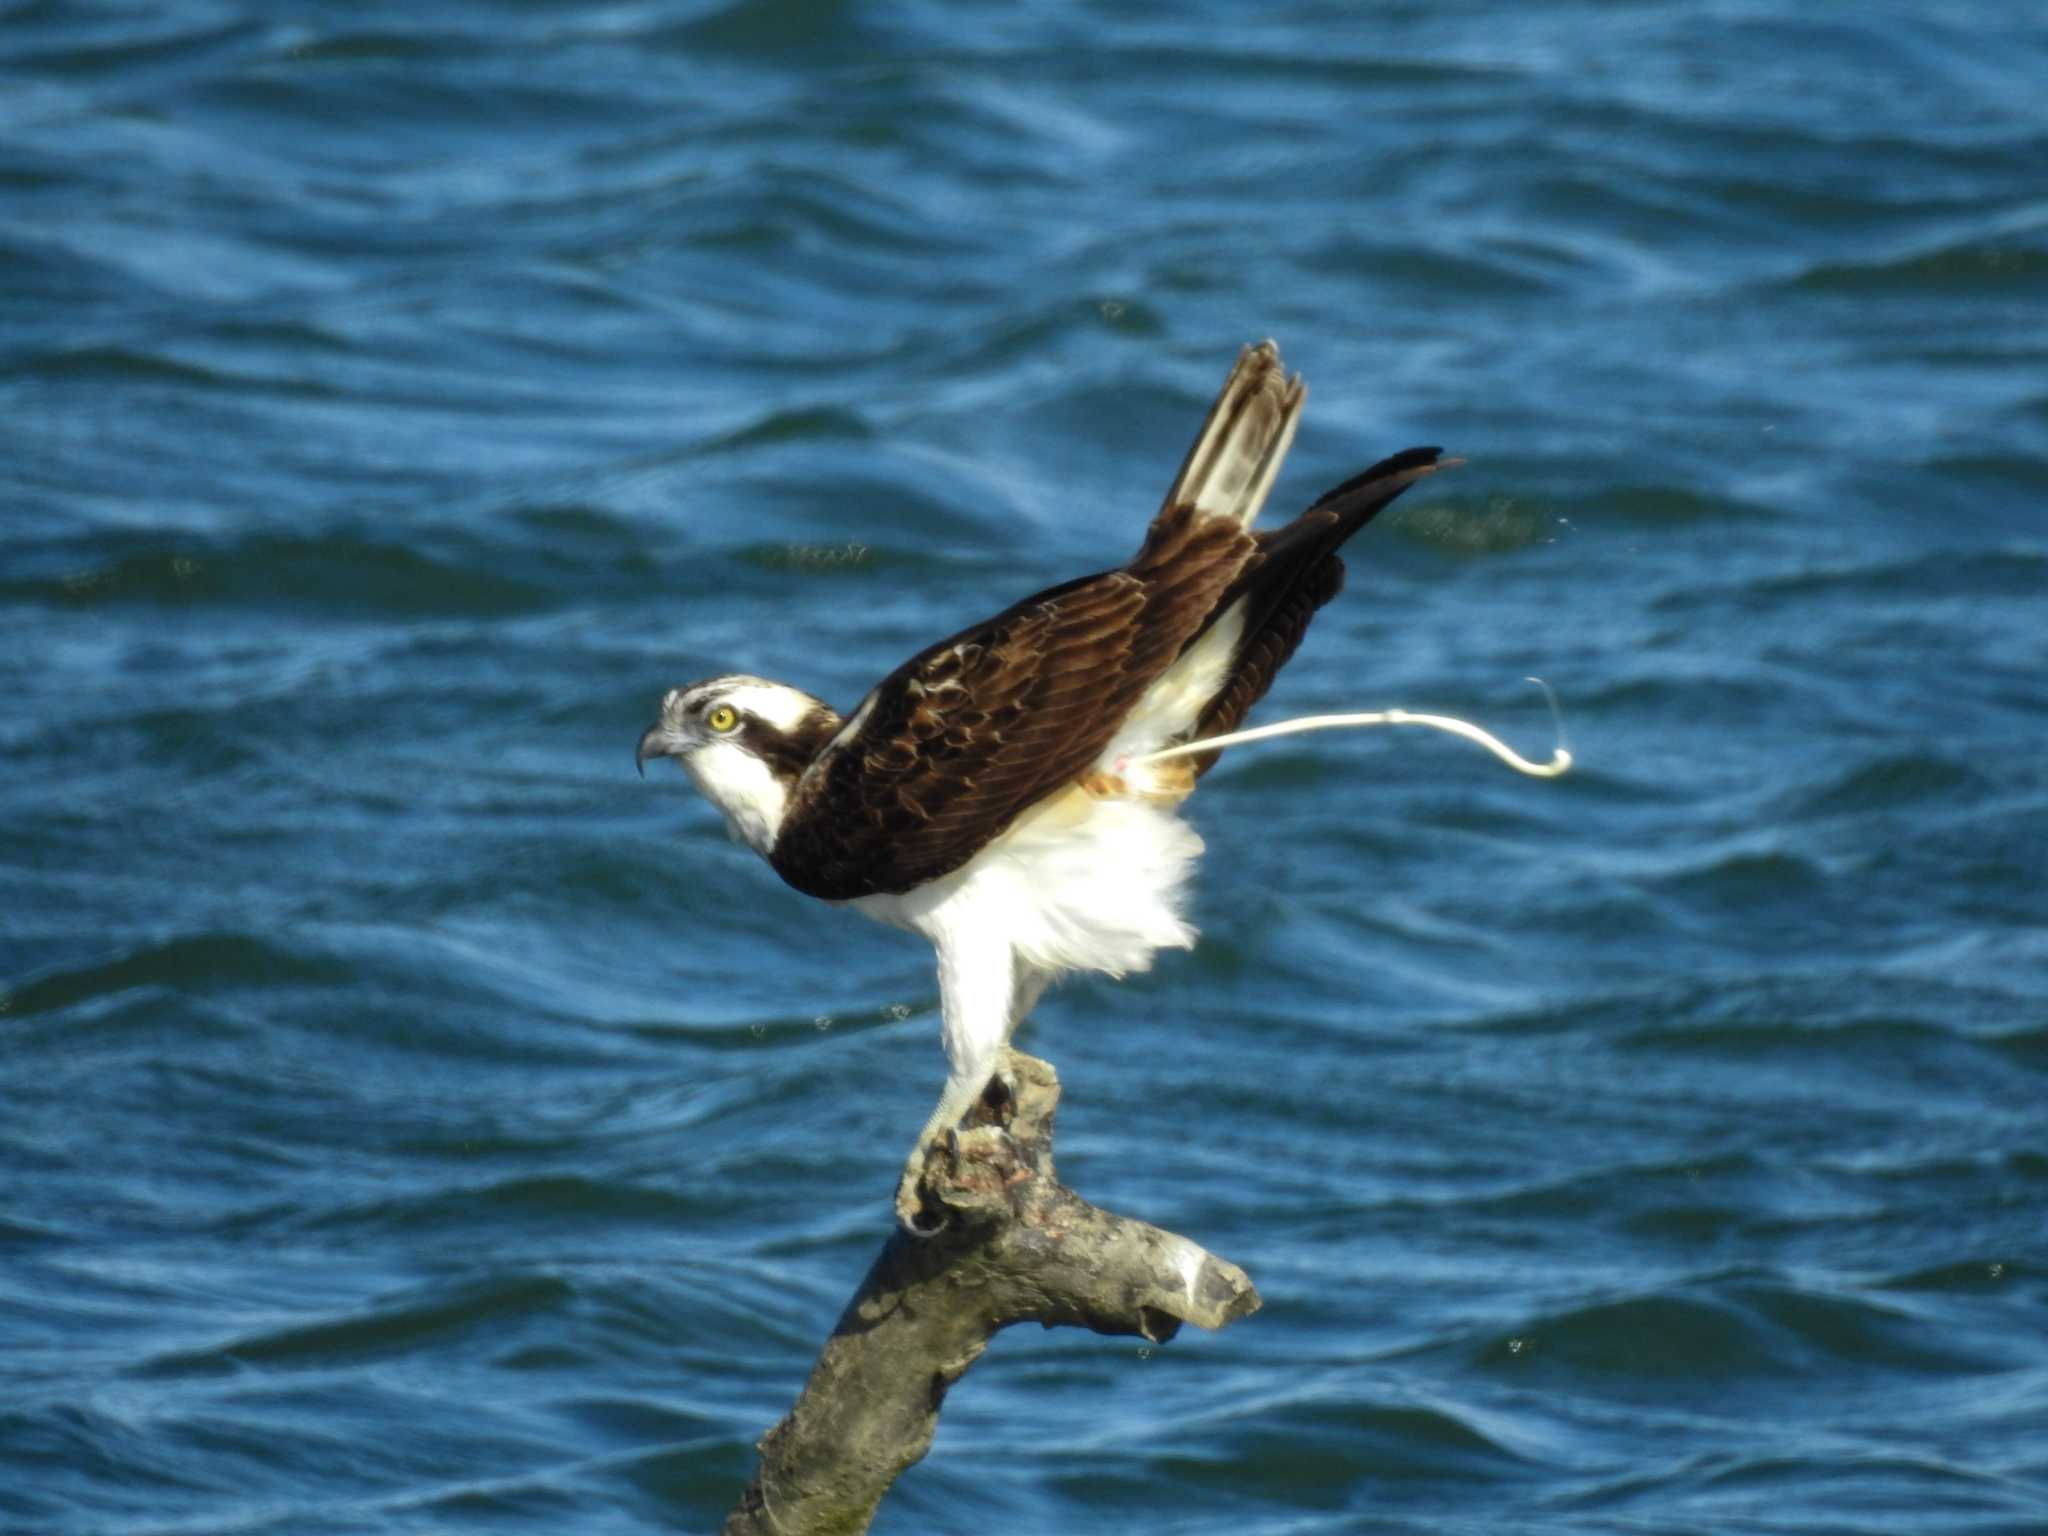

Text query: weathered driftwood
(721, 1048), (1261, 1536)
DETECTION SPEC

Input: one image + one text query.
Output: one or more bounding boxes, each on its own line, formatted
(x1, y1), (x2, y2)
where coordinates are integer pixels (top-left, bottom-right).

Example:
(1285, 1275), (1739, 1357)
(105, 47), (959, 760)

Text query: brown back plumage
(770, 505), (1256, 901)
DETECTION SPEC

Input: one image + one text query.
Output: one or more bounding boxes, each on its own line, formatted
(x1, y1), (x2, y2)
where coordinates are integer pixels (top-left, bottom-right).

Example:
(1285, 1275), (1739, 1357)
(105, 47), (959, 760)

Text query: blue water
(5, 3), (2046, 1532)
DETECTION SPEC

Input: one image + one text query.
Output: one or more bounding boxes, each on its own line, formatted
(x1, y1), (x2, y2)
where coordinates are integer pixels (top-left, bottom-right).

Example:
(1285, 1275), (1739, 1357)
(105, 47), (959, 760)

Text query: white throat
(682, 740), (790, 855)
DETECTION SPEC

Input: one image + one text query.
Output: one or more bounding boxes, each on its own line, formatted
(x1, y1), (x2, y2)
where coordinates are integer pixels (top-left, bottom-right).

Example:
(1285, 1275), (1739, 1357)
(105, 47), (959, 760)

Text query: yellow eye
(707, 704), (739, 733)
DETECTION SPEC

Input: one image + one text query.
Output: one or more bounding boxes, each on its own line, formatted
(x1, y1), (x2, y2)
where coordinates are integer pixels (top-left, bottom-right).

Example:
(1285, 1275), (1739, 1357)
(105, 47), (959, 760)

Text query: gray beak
(636, 723), (669, 779)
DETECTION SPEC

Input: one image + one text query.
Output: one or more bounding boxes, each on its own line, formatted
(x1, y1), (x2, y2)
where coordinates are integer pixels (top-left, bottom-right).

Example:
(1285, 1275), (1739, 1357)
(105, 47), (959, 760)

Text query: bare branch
(722, 1050), (1261, 1536)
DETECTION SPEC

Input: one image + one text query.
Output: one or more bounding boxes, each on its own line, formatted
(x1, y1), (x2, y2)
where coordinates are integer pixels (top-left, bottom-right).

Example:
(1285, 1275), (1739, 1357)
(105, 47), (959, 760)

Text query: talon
(1078, 769), (1128, 799)
(895, 1162), (946, 1237)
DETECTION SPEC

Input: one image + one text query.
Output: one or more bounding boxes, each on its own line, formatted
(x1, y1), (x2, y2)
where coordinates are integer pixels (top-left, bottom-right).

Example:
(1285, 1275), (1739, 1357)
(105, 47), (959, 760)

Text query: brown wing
(769, 506), (1254, 901)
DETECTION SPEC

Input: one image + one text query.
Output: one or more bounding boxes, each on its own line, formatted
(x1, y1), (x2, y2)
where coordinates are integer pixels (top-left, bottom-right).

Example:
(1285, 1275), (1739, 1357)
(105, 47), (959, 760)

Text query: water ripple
(5, 1), (2048, 1532)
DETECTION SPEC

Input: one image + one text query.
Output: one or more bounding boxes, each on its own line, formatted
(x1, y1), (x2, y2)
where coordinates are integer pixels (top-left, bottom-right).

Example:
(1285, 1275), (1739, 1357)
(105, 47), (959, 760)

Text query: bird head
(637, 675), (840, 855)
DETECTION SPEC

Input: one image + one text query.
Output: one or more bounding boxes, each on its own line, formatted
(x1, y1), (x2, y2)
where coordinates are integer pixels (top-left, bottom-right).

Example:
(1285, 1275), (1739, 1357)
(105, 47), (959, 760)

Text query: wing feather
(770, 508), (1253, 900)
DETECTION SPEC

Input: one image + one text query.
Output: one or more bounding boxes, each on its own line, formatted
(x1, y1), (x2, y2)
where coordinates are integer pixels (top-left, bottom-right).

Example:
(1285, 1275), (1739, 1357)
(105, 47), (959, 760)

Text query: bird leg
(1078, 768), (1128, 798)
(896, 1068), (1013, 1234)
(1085, 758), (1196, 805)
(896, 946), (1044, 1235)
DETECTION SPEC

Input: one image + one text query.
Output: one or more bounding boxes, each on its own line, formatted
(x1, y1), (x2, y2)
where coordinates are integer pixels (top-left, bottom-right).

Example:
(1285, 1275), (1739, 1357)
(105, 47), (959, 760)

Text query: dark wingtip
(1305, 446), (1456, 517)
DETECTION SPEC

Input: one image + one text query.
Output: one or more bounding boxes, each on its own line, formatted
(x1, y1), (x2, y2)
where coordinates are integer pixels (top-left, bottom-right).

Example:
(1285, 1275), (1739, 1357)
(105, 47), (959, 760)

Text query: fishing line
(1125, 677), (1573, 779)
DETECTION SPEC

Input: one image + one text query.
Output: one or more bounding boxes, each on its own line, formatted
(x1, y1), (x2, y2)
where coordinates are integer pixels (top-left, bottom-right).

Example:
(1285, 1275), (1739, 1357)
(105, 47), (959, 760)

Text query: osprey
(638, 342), (1449, 1214)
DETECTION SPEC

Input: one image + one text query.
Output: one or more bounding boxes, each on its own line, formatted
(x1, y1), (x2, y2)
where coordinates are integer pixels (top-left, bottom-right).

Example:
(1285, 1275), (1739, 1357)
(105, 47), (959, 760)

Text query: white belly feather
(863, 788), (1204, 977)
(850, 786), (1205, 1138)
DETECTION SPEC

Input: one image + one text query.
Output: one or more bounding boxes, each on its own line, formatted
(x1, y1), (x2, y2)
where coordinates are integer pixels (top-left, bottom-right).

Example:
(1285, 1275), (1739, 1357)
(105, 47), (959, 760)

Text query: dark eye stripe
(740, 710), (838, 780)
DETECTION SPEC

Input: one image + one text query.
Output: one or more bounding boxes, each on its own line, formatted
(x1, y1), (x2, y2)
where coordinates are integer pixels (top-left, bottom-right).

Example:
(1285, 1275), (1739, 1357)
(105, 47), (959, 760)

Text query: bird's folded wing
(770, 506), (1254, 901)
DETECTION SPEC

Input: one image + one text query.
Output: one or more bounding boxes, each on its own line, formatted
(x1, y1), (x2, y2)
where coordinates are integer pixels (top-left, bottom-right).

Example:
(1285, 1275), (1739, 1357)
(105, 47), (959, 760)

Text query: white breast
(853, 784), (1203, 982)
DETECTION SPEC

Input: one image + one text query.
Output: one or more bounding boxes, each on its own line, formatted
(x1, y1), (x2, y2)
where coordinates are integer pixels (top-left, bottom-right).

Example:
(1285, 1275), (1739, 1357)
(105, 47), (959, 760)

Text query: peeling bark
(721, 1049), (1261, 1536)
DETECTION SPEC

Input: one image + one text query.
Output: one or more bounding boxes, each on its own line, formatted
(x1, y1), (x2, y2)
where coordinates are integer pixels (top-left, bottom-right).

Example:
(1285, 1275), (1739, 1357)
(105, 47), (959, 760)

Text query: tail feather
(1159, 339), (1306, 529)
(1183, 445), (1455, 776)
(1303, 444), (1455, 522)
(1210, 445), (1451, 659)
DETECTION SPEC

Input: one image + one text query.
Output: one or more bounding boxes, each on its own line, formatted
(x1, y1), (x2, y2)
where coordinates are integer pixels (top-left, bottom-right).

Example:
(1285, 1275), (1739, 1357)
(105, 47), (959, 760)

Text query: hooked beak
(636, 722), (673, 779)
